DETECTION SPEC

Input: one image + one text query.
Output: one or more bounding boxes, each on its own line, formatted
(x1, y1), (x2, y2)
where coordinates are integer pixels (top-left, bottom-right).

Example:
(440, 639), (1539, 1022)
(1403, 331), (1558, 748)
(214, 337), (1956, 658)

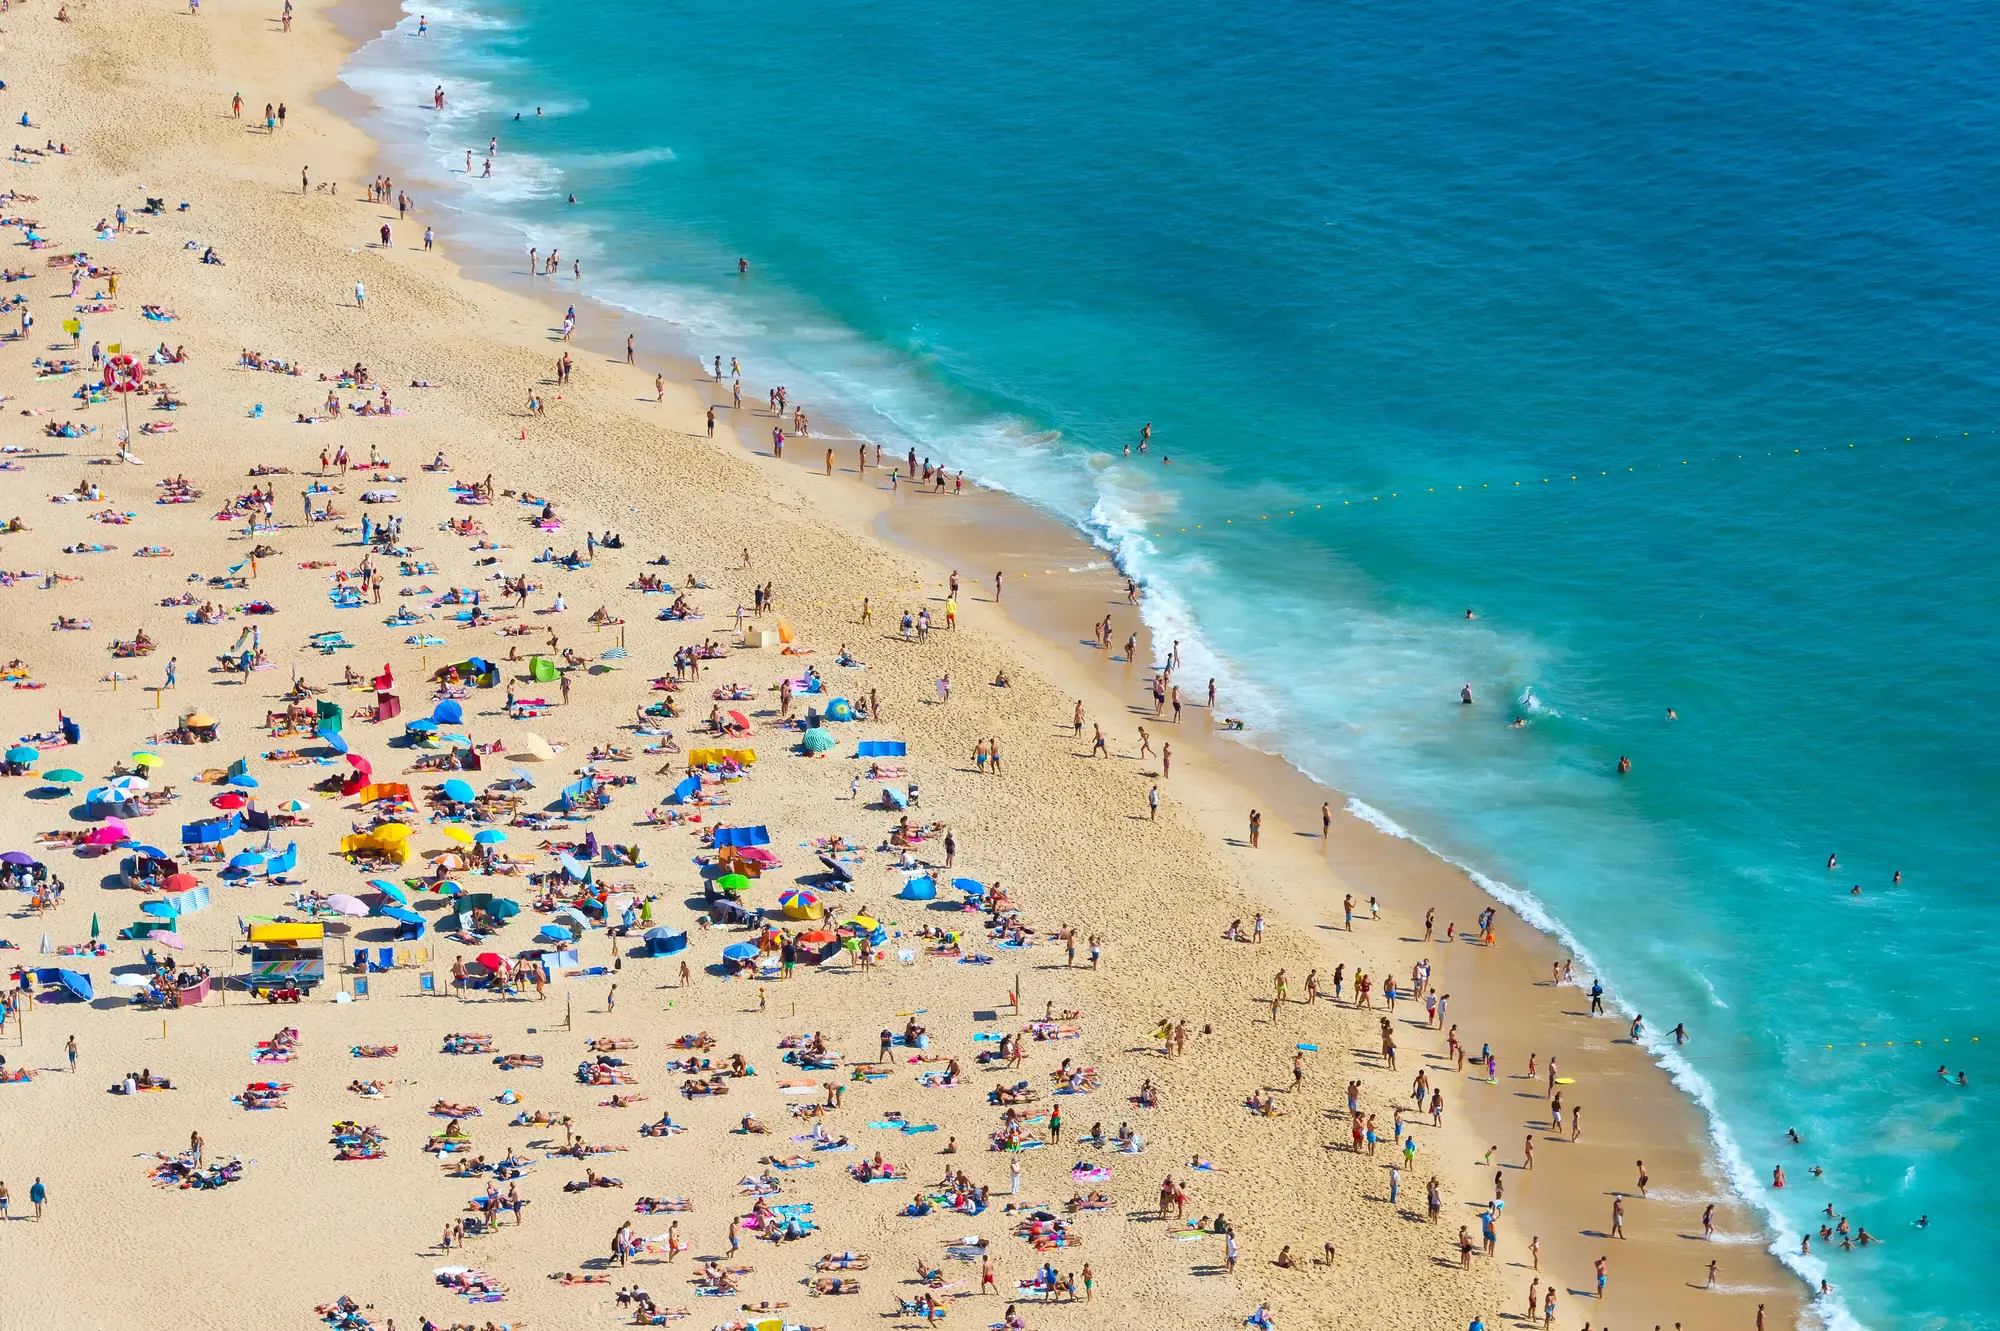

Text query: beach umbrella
(727, 710), (751, 732)
(111, 972), (152, 987)
(85, 787), (122, 805)
(846, 915), (879, 932)
(90, 911), (99, 939)
(800, 727), (835, 753)
(537, 923), (574, 942)
(440, 778), (477, 804)
(514, 732), (555, 762)
(798, 929), (837, 945)
(778, 888), (824, 920)
(898, 876), (937, 901)
(130, 752), (161, 767)
(184, 713), (216, 729)
(151, 930), (185, 950)
(109, 775), (149, 795)
(324, 893), (369, 916)
(509, 765), (537, 788)
(405, 718), (437, 734)
(83, 825), (129, 847)
(483, 896), (521, 919)
(40, 767), (83, 784)
(737, 846), (779, 867)
(163, 872), (197, 893)
(369, 878), (410, 904)
(372, 823), (413, 840)
(381, 905), (423, 926)
(227, 772), (259, 789)
(321, 731), (350, 754)
(439, 826), (474, 845)
(132, 844), (168, 859)
(474, 951), (507, 972)
(552, 905), (591, 930)
(5, 745), (38, 764)
(0, 850), (36, 866)
(716, 872), (752, 896)
(211, 791), (249, 811)
(952, 877), (986, 899)
(721, 942), (759, 962)
(825, 697), (854, 722)
(52, 968), (93, 1001)
(643, 927), (688, 955)
(278, 798), (309, 813)
(430, 879), (462, 895)
(474, 828), (508, 845)
(229, 851), (267, 873)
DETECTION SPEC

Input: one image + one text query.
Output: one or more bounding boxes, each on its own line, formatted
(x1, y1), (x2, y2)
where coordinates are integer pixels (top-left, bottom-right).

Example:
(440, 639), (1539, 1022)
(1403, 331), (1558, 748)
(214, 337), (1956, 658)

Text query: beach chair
(352, 977), (369, 999)
(377, 947), (395, 970)
(419, 973), (436, 995)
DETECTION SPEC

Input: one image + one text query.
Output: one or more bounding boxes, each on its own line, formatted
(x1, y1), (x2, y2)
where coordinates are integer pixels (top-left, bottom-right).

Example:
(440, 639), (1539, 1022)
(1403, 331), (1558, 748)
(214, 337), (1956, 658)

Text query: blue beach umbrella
(644, 927), (688, 955)
(131, 844), (169, 859)
(440, 778), (476, 804)
(5, 745), (39, 764)
(473, 828), (508, 845)
(229, 851), (267, 873)
(227, 772), (259, 789)
(952, 877), (986, 899)
(381, 905), (423, 925)
(537, 923), (575, 942)
(721, 942), (759, 962)
(369, 878), (411, 905)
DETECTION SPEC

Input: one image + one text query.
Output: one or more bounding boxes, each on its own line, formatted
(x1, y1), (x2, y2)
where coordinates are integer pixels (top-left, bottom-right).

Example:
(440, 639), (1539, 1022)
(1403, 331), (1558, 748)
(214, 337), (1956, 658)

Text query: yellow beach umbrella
(440, 826), (474, 845)
(131, 752), (162, 767)
(372, 822), (413, 841)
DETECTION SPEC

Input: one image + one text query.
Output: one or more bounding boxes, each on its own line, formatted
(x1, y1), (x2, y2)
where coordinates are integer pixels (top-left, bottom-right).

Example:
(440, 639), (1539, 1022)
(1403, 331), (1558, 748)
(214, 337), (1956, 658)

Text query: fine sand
(0, 2), (1802, 1329)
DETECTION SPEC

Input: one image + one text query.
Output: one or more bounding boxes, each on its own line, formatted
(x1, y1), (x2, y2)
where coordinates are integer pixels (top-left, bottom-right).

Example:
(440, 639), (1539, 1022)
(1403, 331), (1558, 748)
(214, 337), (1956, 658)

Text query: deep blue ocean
(342, 2), (2000, 1323)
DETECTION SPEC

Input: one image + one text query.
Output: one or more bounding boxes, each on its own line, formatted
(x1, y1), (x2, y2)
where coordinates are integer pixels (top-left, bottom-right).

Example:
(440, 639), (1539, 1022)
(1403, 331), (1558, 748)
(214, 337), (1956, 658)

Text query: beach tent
(898, 875), (937, 901)
(641, 927), (688, 957)
(800, 728), (835, 754)
(857, 740), (907, 758)
(431, 699), (465, 726)
(881, 787), (908, 810)
(668, 775), (700, 805)
(712, 825), (771, 848)
(825, 698), (854, 722)
(528, 655), (558, 683)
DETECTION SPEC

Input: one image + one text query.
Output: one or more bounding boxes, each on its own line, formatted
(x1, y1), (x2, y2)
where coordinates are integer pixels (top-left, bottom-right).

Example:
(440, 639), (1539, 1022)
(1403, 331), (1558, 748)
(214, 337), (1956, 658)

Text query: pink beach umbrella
(83, 823), (130, 847)
(150, 930), (186, 950)
(323, 893), (370, 917)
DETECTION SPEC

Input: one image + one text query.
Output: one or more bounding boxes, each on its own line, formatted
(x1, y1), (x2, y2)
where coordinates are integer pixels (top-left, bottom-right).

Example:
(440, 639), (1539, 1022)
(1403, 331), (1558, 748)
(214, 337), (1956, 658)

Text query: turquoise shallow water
(342, 2), (2000, 1323)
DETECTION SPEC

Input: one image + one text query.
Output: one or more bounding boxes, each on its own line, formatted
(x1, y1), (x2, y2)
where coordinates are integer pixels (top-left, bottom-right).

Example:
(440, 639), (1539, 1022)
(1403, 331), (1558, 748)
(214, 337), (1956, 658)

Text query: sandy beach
(0, 3), (1804, 1329)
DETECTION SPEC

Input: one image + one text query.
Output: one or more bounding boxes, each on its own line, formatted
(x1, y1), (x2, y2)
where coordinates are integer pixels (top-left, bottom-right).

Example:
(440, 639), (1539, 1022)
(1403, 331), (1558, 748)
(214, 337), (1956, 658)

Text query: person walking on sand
(66, 1035), (76, 1074)
(1248, 810), (1261, 847)
(28, 1178), (43, 1220)
(1148, 784), (1159, 821)
(354, 279), (365, 309)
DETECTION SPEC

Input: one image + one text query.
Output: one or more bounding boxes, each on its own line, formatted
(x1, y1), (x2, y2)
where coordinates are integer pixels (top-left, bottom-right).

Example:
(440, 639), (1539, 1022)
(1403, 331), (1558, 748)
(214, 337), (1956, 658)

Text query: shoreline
(324, 16), (1818, 1317)
(0, 0), (1808, 1326)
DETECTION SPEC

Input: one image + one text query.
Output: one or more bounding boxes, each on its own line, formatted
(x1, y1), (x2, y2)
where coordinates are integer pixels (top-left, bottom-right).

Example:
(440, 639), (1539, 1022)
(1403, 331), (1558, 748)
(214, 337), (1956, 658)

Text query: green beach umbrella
(41, 768), (83, 784)
(484, 897), (522, 919)
(716, 872), (752, 896)
(90, 911), (100, 940)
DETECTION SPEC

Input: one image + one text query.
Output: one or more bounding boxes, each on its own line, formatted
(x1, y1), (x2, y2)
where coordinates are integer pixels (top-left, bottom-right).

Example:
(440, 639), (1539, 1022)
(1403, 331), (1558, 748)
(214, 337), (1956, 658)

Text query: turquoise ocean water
(341, 3), (2000, 1324)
